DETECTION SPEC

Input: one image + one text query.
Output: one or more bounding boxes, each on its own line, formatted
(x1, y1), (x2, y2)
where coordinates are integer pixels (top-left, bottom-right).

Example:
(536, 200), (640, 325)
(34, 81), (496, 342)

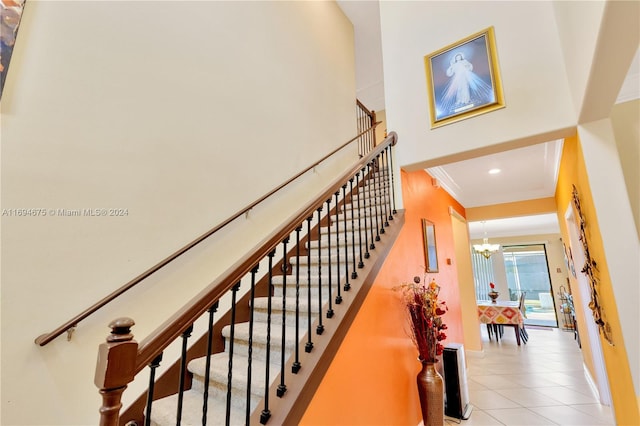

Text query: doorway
(502, 244), (558, 327)
(564, 204), (612, 406)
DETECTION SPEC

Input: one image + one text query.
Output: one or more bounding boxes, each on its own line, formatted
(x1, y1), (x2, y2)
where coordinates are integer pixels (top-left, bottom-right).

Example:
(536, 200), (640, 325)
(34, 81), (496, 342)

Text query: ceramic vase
(416, 360), (444, 426)
(488, 291), (499, 303)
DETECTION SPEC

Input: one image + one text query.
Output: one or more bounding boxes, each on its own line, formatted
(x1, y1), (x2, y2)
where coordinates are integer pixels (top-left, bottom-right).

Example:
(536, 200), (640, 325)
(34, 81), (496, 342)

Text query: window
(503, 244), (557, 327)
(472, 252), (495, 301)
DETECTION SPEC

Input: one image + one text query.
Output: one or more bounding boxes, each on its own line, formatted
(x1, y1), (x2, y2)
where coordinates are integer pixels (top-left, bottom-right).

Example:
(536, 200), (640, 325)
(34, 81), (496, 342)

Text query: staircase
(146, 168), (400, 425)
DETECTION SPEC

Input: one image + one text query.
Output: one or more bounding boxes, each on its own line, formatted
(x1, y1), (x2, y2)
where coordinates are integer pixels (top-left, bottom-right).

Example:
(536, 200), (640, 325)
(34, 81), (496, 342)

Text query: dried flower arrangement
(395, 276), (448, 362)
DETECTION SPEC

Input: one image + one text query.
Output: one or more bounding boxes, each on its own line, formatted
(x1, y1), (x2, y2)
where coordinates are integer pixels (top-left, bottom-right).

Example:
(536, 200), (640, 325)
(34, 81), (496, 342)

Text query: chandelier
(473, 221), (500, 259)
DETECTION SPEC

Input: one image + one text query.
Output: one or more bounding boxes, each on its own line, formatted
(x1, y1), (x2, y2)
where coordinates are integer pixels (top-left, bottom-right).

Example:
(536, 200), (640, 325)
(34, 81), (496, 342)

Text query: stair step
(307, 231), (376, 249)
(346, 193), (389, 206)
(252, 296), (323, 326)
(271, 272), (347, 284)
(271, 274), (348, 301)
(187, 352), (278, 412)
(252, 295), (322, 314)
(289, 253), (343, 265)
(338, 211), (387, 224)
(221, 321), (299, 362)
(149, 390), (247, 426)
(340, 203), (387, 215)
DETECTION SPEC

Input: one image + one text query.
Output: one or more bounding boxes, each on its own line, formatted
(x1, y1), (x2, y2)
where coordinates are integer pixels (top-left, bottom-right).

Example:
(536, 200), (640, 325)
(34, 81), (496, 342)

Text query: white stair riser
(190, 373), (263, 413)
(253, 308), (320, 327)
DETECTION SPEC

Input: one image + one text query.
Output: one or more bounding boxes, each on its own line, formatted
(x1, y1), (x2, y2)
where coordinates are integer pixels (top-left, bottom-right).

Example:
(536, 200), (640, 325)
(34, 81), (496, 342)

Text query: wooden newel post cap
(106, 317), (135, 342)
(94, 317), (138, 390)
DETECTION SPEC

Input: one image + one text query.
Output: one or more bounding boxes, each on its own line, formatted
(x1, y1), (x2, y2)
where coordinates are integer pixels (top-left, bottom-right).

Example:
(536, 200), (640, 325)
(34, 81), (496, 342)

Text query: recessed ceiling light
(489, 168), (501, 174)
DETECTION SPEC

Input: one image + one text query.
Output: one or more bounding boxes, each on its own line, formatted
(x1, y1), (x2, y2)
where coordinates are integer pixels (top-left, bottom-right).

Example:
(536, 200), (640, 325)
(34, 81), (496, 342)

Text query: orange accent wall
(300, 169), (466, 425)
(556, 135), (640, 425)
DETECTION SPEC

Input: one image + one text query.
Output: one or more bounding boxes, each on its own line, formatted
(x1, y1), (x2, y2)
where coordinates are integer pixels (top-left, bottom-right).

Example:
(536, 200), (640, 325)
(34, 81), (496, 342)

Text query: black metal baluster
(144, 353), (163, 426)
(341, 184), (352, 291)
(260, 250), (276, 425)
(245, 266), (259, 425)
(202, 301), (219, 425)
(277, 237), (289, 398)
(378, 152), (390, 229)
(292, 225), (302, 373)
(315, 206), (325, 335)
(387, 144), (398, 216)
(380, 148), (391, 225)
(355, 171), (365, 269)
(367, 162), (378, 247)
(372, 157), (385, 236)
(320, 198), (334, 318)
(226, 282), (241, 426)
(360, 166), (371, 260)
(333, 191), (343, 304)
(374, 155), (385, 238)
(349, 178), (358, 279)
(325, 198), (335, 317)
(176, 324), (194, 426)
(305, 216), (314, 353)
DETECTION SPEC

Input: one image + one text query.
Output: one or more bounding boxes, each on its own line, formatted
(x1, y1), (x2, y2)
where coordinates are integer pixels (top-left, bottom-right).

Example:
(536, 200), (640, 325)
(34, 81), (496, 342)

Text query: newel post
(94, 317), (138, 426)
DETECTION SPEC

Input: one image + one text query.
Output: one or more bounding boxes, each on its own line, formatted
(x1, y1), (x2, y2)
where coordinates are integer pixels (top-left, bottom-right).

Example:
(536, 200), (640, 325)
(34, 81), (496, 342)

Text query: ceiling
(338, 1), (639, 240)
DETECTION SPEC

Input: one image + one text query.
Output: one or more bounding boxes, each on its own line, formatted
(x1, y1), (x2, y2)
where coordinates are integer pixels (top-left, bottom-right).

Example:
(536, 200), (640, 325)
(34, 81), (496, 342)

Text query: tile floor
(448, 326), (615, 426)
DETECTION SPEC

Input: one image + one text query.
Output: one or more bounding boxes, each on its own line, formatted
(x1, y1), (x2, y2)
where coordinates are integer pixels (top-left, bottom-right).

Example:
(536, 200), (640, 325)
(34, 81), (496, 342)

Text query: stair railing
(35, 116), (381, 347)
(356, 99), (377, 156)
(95, 131), (399, 426)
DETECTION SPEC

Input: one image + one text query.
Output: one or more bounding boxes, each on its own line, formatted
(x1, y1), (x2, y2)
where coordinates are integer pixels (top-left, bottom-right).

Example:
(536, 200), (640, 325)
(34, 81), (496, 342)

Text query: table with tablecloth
(477, 301), (525, 345)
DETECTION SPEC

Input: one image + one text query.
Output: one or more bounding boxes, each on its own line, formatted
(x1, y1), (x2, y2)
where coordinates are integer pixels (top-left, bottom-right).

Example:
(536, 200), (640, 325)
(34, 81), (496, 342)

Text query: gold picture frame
(422, 219), (439, 273)
(424, 26), (505, 128)
(1, 0), (26, 100)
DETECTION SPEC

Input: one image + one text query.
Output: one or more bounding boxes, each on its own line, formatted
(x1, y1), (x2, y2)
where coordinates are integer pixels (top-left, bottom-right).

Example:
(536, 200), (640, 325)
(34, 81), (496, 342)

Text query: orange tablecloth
(477, 301), (524, 327)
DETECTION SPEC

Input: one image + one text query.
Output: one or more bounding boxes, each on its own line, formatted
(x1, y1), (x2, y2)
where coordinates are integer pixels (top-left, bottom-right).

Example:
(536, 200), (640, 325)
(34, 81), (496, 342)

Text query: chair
(518, 292), (528, 343)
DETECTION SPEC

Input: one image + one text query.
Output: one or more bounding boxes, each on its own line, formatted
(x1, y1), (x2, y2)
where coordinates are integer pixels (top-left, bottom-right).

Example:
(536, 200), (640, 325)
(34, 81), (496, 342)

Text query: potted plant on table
(488, 282), (499, 303)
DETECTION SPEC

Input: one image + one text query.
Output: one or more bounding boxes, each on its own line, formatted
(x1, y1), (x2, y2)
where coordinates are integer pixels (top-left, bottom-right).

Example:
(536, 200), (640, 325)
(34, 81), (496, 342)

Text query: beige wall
(610, 99), (640, 239)
(0, 2), (356, 425)
(374, 108), (387, 144)
(451, 209), (483, 352)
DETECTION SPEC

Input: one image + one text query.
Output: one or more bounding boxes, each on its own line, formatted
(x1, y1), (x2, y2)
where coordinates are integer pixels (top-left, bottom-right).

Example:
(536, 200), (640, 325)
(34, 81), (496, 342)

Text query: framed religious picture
(424, 26), (505, 128)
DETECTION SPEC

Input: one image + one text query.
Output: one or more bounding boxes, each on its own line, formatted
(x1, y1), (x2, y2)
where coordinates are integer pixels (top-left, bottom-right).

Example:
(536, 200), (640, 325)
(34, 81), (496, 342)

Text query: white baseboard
(465, 349), (485, 358)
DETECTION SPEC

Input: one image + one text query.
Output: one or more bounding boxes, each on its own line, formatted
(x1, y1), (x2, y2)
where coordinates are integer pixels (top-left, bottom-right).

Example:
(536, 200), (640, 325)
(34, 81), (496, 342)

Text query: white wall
(379, 1), (576, 171)
(610, 99), (640, 239)
(0, 1), (357, 424)
(552, 0), (605, 119)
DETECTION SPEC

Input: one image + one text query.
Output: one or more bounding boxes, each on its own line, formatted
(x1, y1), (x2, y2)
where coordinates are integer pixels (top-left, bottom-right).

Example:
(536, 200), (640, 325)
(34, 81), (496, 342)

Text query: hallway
(454, 327), (615, 425)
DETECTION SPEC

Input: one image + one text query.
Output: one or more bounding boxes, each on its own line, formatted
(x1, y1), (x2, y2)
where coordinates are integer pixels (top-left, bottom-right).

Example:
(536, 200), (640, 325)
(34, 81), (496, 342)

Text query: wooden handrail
(35, 124), (382, 346)
(356, 99), (375, 120)
(133, 131), (398, 372)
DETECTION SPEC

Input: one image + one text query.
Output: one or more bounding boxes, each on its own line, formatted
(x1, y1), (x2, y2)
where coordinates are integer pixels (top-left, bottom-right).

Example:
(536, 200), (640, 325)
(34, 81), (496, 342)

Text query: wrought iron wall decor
(571, 185), (614, 346)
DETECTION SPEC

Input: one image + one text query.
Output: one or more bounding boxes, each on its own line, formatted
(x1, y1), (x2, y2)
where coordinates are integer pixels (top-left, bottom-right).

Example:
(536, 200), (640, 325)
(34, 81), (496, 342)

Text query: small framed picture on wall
(422, 219), (439, 273)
